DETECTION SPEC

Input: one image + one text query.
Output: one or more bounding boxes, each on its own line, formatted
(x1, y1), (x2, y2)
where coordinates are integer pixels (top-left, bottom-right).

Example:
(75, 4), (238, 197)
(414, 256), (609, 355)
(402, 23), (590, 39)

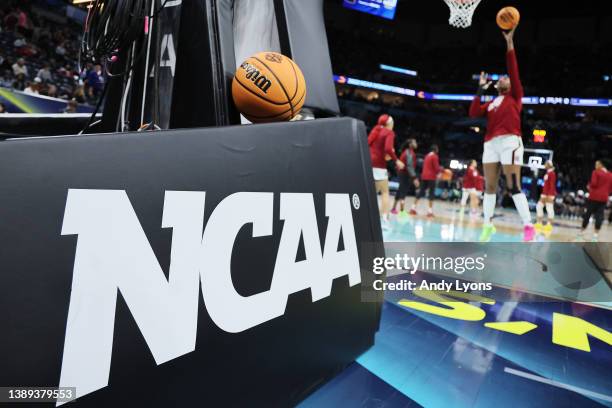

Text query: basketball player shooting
(469, 26), (535, 242)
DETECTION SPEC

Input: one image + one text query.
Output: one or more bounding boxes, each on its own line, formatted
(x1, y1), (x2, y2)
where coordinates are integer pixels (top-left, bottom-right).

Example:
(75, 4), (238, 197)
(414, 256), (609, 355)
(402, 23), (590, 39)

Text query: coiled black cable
(81, 0), (170, 65)
(79, 0), (171, 133)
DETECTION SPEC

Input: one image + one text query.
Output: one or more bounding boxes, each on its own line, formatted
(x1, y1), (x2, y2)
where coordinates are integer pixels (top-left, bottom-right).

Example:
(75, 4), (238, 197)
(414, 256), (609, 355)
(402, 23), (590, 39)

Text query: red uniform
(542, 169), (557, 196)
(368, 115), (398, 169)
(469, 50), (524, 142)
(588, 168), (612, 202)
(476, 175), (485, 192)
(421, 152), (441, 181)
(463, 168), (479, 189)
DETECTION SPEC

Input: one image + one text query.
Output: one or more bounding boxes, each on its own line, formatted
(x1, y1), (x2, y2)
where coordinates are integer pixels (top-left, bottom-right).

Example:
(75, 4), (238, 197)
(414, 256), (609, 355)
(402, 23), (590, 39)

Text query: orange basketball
(232, 52), (306, 123)
(496, 6), (520, 30)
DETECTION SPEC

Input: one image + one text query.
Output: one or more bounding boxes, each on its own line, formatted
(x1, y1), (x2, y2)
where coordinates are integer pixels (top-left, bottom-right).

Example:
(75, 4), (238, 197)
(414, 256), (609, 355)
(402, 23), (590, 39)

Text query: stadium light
(380, 64), (417, 77)
(333, 75), (612, 107)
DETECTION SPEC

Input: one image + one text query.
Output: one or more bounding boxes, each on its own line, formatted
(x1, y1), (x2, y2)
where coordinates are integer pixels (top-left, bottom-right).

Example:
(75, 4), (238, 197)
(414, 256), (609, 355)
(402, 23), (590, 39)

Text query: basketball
(496, 6), (520, 30)
(232, 52), (306, 123)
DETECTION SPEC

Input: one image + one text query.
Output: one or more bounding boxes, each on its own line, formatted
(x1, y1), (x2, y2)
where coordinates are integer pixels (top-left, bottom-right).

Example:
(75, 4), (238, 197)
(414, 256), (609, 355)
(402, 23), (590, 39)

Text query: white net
(443, 0), (482, 28)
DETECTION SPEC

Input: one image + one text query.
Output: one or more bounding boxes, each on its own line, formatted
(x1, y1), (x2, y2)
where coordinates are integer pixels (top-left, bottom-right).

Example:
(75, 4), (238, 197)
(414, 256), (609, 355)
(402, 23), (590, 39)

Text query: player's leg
(544, 195), (555, 230)
(394, 173), (409, 214)
(535, 196), (545, 228)
(377, 179), (390, 221)
(460, 188), (469, 211)
(411, 179), (424, 215)
(500, 136), (534, 241)
(502, 163), (534, 241)
(426, 180), (435, 217)
(577, 200), (594, 240)
(374, 180), (383, 215)
(391, 195), (400, 214)
(469, 190), (479, 215)
(592, 201), (605, 241)
(480, 162), (500, 241)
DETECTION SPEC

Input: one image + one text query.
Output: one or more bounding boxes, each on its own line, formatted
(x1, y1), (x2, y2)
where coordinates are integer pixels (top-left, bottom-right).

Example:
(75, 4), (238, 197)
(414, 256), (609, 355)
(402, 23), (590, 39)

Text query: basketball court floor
(301, 201), (612, 408)
(384, 201), (612, 243)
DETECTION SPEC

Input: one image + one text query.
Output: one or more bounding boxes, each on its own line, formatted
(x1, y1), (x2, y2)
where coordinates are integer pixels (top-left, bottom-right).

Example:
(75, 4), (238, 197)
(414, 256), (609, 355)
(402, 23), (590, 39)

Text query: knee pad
(536, 201), (544, 217)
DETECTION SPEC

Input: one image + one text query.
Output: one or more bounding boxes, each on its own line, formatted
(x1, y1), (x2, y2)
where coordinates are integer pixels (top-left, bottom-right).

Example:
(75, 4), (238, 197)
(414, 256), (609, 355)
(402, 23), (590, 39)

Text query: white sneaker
(573, 234), (585, 242)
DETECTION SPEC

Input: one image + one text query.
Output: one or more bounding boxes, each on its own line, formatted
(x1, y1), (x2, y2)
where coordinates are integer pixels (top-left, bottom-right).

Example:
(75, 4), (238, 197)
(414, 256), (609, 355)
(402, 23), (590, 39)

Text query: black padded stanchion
(0, 118), (382, 407)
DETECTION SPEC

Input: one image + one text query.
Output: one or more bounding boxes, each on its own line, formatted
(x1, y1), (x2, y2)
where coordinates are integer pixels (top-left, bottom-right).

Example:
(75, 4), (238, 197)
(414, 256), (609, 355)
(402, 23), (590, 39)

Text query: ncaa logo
(58, 190), (361, 403)
(265, 53), (283, 63)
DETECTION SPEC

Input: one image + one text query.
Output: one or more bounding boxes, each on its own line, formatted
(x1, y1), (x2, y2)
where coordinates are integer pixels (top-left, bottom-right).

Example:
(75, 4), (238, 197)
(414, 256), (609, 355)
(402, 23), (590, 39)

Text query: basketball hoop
(443, 0), (482, 28)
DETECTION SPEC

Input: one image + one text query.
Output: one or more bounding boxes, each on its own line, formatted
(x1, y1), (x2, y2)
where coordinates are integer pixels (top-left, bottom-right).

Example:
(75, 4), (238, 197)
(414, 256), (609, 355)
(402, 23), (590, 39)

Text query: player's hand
(414, 179), (420, 188)
(385, 154), (391, 161)
(502, 26), (516, 49)
(478, 71), (487, 86)
(502, 25), (516, 41)
(396, 160), (405, 170)
(478, 71), (492, 90)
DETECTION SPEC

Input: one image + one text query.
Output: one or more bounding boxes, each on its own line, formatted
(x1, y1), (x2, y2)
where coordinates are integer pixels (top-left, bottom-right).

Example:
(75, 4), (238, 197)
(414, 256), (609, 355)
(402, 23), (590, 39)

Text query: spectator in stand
(37, 63), (52, 82)
(12, 73), (26, 90)
(577, 160), (612, 242)
(86, 63), (104, 98)
(16, 7), (32, 37)
(0, 69), (13, 87)
(63, 99), (78, 113)
(0, 57), (13, 73)
(55, 41), (66, 58)
(3, 8), (19, 31)
(0, 3), (99, 106)
(81, 62), (93, 81)
(24, 76), (41, 94)
(72, 82), (87, 104)
(12, 57), (28, 77)
(13, 34), (27, 48)
(43, 83), (58, 98)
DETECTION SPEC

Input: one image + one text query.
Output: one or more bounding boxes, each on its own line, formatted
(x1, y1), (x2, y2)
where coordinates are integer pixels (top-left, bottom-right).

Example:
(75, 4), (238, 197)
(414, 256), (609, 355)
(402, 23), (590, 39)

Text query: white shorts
(482, 135), (524, 165)
(373, 168), (388, 181)
(463, 188), (477, 194)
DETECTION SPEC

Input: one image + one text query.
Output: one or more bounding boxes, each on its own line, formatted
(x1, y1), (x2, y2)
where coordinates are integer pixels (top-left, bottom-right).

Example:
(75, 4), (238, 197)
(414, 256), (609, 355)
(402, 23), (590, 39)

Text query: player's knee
(507, 174), (521, 195)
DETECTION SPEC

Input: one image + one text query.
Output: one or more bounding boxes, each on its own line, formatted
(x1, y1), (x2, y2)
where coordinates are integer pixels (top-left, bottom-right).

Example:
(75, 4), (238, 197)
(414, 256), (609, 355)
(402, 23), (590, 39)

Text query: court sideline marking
(504, 367), (612, 403)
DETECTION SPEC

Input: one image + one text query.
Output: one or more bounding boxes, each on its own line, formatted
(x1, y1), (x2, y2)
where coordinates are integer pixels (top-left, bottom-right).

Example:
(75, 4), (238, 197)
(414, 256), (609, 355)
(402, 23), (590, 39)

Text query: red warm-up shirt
(476, 175), (485, 192)
(463, 168), (479, 189)
(588, 168), (612, 202)
(368, 125), (398, 169)
(421, 152), (440, 181)
(469, 50), (524, 142)
(542, 169), (557, 196)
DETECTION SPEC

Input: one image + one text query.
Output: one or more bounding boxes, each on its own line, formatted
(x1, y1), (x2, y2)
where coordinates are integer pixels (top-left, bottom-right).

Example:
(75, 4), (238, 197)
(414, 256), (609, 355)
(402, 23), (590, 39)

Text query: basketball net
(443, 0), (482, 28)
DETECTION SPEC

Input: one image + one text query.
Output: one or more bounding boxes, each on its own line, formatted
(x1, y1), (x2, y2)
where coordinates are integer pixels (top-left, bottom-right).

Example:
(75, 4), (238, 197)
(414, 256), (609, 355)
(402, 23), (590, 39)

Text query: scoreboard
(343, 0), (398, 20)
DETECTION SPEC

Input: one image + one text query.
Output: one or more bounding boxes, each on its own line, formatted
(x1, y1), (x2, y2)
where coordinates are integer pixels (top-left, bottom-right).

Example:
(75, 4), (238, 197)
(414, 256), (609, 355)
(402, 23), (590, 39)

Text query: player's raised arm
(469, 71), (492, 117)
(503, 27), (524, 102)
